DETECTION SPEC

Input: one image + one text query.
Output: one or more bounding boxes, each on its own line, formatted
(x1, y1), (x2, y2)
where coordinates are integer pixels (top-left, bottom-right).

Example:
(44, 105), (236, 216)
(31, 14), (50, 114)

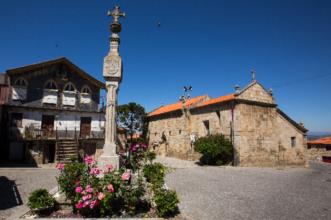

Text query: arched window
(80, 85), (92, 104)
(81, 85), (91, 94)
(44, 80), (57, 90)
(42, 80), (58, 105)
(62, 82), (76, 106)
(63, 82), (76, 92)
(14, 78), (27, 87)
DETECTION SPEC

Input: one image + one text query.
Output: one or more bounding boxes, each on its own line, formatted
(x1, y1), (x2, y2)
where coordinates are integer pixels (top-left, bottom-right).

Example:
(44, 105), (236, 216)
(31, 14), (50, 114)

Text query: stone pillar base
(98, 155), (120, 170)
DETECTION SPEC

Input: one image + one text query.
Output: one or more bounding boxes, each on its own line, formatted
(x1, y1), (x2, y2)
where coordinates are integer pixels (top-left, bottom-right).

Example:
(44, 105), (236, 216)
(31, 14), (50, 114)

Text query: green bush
(57, 162), (85, 202)
(154, 189), (179, 217)
(27, 189), (56, 213)
(143, 163), (166, 189)
(194, 134), (233, 165)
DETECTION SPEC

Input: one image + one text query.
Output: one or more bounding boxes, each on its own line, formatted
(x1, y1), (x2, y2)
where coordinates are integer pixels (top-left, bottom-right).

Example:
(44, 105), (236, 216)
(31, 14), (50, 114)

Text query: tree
(117, 102), (147, 142)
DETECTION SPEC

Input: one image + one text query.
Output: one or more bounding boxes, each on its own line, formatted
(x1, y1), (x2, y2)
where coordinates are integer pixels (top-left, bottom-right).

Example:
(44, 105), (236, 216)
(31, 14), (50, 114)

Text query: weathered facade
(0, 58), (125, 164)
(148, 80), (308, 167)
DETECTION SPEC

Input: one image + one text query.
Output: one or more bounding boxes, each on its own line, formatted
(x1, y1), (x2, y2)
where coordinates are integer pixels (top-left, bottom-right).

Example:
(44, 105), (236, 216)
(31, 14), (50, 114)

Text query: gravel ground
(0, 167), (58, 220)
(161, 157), (331, 220)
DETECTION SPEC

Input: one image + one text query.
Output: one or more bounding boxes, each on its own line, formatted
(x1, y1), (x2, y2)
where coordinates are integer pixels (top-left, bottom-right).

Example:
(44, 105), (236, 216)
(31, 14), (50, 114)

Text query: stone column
(99, 81), (119, 168)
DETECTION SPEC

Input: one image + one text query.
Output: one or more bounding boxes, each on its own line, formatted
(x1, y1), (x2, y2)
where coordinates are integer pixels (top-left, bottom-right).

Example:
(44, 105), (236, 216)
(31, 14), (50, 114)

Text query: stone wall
(237, 82), (275, 104)
(148, 111), (193, 159)
(234, 103), (307, 167)
(307, 145), (331, 161)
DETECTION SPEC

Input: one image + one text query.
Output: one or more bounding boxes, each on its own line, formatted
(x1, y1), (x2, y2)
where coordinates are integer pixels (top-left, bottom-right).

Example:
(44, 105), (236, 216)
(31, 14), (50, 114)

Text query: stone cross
(251, 69), (256, 81)
(107, 5), (125, 23)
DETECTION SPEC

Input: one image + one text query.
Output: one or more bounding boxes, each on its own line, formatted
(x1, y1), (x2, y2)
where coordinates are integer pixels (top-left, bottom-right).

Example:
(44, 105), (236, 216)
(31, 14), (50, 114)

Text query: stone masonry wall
(148, 111), (192, 159)
(237, 83), (275, 104)
(234, 103), (307, 167)
(190, 104), (233, 139)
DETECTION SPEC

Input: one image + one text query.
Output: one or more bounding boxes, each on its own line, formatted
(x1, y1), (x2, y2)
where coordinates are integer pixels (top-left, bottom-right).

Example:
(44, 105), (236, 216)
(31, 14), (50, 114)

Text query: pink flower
(83, 200), (90, 207)
(75, 186), (83, 193)
(89, 200), (99, 209)
(89, 167), (101, 176)
(55, 163), (65, 170)
(141, 143), (148, 149)
(121, 171), (131, 181)
(85, 185), (93, 193)
(107, 184), (114, 193)
(105, 164), (114, 171)
(97, 192), (105, 200)
(130, 143), (138, 152)
(82, 194), (92, 201)
(75, 201), (84, 209)
(84, 155), (95, 165)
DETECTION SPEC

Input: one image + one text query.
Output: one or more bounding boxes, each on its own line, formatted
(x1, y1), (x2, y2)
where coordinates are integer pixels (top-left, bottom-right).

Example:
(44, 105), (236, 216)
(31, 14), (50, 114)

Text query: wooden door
(41, 115), (55, 137)
(80, 117), (91, 138)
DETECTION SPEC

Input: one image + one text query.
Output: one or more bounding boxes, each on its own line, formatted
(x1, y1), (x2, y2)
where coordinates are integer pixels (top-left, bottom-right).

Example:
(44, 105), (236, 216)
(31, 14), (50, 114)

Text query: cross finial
(251, 69), (256, 82)
(107, 5), (125, 24)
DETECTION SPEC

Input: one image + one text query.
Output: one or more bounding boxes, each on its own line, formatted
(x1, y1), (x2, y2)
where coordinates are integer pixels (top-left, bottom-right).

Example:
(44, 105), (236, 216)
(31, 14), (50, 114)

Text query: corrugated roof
(308, 136), (331, 145)
(148, 95), (208, 117)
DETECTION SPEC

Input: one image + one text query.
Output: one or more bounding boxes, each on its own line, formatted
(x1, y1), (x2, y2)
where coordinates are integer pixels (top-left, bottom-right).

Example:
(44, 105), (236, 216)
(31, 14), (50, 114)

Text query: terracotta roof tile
(195, 94), (235, 108)
(148, 95), (208, 117)
(308, 136), (331, 145)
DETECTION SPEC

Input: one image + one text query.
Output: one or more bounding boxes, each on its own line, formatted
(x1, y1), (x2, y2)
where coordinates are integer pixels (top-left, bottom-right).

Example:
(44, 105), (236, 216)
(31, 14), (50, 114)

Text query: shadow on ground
(0, 176), (23, 211)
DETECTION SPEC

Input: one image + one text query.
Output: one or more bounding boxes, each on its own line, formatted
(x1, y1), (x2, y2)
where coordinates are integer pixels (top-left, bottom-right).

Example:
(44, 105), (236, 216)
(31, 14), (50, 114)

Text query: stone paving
(158, 157), (331, 220)
(0, 167), (58, 220)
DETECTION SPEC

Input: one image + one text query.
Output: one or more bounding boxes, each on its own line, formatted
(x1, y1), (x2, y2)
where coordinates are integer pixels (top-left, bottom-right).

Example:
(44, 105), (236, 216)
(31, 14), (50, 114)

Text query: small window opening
(291, 137), (296, 147)
(203, 120), (210, 136)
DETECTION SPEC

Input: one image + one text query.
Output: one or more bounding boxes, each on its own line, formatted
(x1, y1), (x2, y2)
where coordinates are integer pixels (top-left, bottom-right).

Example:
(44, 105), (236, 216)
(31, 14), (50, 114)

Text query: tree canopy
(117, 102), (147, 140)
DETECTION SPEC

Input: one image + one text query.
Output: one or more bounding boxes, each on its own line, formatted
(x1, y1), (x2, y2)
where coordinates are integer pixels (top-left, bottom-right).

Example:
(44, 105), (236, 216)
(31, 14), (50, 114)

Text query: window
(14, 78), (27, 87)
(11, 113), (23, 127)
(64, 82), (76, 92)
(80, 85), (92, 104)
(203, 120), (210, 136)
(12, 78), (27, 101)
(45, 80), (57, 90)
(81, 86), (91, 94)
(291, 137), (296, 147)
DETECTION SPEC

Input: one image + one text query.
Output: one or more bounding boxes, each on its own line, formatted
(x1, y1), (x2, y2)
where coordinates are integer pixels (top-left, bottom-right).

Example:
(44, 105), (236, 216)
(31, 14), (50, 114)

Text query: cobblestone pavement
(162, 157), (331, 220)
(0, 167), (58, 220)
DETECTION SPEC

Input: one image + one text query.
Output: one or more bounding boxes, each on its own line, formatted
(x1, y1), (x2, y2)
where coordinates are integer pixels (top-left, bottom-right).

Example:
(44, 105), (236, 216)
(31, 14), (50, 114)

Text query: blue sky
(0, 0), (330, 132)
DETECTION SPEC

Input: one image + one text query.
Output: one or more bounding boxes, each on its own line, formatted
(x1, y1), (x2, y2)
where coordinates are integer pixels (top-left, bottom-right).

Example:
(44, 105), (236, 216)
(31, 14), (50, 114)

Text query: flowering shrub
(121, 142), (149, 171)
(56, 156), (145, 217)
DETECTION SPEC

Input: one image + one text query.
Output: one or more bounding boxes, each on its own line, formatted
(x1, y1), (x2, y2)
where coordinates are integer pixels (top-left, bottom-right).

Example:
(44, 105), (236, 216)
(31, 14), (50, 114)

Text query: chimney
(234, 85), (241, 94)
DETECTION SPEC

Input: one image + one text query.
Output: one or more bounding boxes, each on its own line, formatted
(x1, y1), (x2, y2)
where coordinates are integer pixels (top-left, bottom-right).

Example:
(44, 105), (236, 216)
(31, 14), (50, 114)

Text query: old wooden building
(1, 57), (108, 164)
(147, 79), (308, 167)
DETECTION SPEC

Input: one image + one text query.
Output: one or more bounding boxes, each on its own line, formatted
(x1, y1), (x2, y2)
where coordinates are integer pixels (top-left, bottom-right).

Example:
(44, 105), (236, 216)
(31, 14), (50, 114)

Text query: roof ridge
(148, 94), (209, 117)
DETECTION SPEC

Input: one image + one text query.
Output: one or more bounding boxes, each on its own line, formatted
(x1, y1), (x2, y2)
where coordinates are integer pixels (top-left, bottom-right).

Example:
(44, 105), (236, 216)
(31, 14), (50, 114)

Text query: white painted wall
(62, 92), (76, 106)
(9, 109), (105, 136)
(42, 89), (58, 104)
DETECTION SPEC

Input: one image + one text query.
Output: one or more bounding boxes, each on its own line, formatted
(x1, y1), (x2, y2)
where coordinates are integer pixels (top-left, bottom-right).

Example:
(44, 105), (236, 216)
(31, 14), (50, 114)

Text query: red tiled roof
(195, 94), (235, 108)
(308, 136), (331, 145)
(148, 95), (208, 117)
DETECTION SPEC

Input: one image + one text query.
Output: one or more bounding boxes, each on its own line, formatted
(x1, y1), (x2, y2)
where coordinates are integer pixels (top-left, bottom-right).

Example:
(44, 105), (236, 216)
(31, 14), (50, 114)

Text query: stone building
(307, 137), (331, 163)
(147, 79), (308, 167)
(0, 57), (126, 164)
